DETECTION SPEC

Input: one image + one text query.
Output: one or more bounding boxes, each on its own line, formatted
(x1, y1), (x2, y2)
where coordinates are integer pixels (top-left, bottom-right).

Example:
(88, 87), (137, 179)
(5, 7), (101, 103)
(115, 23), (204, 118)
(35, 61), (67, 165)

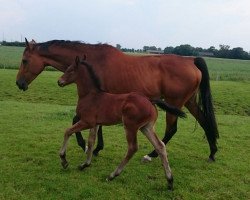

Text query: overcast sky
(1, 0), (250, 51)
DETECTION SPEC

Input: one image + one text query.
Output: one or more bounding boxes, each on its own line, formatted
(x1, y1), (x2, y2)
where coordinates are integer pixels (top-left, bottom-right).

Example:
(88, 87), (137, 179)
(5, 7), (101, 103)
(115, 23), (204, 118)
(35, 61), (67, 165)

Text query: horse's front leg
(79, 126), (99, 170)
(59, 121), (87, 169)
(73, 115), (86, 153)
(93, 126), (104, 156)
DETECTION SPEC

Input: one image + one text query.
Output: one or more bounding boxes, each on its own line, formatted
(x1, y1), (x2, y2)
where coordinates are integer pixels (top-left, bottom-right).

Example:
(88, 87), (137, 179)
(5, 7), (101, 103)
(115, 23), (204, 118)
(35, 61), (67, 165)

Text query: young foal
(57, 56), (186, 190)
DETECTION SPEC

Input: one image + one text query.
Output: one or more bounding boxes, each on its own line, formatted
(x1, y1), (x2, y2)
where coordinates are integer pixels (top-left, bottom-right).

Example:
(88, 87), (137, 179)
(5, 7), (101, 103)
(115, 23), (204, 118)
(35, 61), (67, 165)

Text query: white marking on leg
(142, 155), (152, 162)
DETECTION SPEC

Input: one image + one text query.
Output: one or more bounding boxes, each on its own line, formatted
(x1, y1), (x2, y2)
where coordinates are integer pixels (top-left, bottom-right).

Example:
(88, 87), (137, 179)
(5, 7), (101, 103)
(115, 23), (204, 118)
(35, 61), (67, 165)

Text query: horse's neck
(38, 47), (78, 72)
(39, 44), (122, 72)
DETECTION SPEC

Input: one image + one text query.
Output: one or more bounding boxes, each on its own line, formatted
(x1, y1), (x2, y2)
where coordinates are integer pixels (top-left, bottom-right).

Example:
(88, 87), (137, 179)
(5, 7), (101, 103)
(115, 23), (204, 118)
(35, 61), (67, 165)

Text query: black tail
(194, 57), (219, 143)
(151, 99), (186, 118)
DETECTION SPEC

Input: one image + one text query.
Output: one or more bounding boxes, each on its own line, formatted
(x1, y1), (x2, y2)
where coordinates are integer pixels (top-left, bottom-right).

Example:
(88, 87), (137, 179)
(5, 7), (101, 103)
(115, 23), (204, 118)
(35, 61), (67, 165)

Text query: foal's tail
(194, 57), (219, 143)
(151, 99), (186, 118)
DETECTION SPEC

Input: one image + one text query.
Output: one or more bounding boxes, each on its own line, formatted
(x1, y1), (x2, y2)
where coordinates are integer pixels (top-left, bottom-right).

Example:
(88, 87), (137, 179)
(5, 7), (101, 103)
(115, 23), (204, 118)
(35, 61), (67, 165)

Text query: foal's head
(58, 56), (104, 92)
(57, 56), (81, 87)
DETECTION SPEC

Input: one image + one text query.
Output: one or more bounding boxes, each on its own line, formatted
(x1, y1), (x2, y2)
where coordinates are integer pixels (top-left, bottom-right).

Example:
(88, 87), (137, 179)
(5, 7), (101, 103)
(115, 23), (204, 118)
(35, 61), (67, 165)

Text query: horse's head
(58, 56), (81, 87)
(16, 38), (46, 91)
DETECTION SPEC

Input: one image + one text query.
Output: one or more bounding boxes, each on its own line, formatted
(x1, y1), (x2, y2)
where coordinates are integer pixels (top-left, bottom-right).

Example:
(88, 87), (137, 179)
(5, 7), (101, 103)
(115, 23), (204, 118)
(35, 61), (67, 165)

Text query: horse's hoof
(208, 156), (215, 163)
(208, 158), (215, 163)
(142, 155), (152, 163)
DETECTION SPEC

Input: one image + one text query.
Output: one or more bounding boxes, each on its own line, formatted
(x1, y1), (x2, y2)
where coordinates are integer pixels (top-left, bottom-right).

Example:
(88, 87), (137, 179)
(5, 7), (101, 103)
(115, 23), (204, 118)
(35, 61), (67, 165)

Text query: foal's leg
(141, 124), (173, 190)
(73, 115), (86, 152)
(59, 121), (86, 169)
(107, 128), (138, 181)
(93, 126), (104, 156)
(144, 115), (178, 161)
(78, 126), (99, 170)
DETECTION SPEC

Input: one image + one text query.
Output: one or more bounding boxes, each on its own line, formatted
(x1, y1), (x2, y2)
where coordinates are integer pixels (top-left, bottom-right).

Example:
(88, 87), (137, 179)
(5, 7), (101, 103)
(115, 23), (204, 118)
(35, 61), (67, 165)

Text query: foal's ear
(82, 54), (86, 60)
(75, 56), (80, 68)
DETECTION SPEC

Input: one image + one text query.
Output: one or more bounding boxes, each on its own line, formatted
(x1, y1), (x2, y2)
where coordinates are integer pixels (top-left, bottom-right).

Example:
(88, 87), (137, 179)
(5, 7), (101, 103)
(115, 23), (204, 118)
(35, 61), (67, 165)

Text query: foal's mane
(80, 60), (105, 92)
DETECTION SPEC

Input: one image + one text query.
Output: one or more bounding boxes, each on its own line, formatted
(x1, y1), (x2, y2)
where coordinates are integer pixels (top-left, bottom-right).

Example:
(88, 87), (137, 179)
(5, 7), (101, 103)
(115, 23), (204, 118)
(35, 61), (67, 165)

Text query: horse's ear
(31, 39), (36, 44)
(25, 38), (36, 51)
(25, 38), (30, 49)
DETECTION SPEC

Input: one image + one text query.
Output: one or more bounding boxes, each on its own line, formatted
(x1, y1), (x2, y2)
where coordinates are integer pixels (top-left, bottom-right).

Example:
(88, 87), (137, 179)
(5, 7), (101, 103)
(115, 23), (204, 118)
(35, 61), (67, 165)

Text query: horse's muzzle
(16, 78), (28, 91)
(57, 80), (65, 87)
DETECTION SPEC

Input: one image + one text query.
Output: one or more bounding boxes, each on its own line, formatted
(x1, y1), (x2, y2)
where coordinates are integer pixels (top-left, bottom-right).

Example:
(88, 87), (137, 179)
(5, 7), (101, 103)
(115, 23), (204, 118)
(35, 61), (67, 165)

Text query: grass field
(0, 46), (250, 199)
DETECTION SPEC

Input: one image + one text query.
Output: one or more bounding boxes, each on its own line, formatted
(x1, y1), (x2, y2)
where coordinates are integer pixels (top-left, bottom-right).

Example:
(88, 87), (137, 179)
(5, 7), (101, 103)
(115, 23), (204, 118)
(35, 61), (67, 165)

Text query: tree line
(1, 41), (250, 60)
(119, 44), (250, 60)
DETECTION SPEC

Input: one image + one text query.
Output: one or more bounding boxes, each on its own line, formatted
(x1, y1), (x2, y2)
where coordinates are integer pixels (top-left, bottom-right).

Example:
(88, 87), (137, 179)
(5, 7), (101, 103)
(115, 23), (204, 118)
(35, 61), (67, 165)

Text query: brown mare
(16, 39), (219, 162)
(57, 56), (186, 190)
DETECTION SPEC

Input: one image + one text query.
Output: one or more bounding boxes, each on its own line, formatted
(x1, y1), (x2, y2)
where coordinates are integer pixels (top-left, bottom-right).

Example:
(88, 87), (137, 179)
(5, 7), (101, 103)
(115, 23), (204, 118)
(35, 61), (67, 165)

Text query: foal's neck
(75, 68), (102, 98)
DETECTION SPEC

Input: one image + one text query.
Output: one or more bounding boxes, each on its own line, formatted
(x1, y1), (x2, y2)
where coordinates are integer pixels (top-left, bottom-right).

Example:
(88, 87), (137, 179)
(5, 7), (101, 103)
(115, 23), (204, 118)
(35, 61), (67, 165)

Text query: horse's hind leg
(93, 126), (104, 156)
(144, 115), (178, 161)
(73, 115), (86, 152)
(141, 124), (173, 190)
(79, 126), (99, 170)
(107, 128), (138, 181)
(185, 98), (218, 161)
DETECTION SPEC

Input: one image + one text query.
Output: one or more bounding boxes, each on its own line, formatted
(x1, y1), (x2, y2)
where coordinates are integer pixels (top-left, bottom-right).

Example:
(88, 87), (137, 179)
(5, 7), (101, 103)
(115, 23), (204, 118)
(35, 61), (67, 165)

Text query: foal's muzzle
(16, 78), (28, 91)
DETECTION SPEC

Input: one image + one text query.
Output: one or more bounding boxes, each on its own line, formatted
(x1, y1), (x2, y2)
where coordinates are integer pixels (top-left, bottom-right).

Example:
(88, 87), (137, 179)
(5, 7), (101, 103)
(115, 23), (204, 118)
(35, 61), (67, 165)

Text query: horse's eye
(22, 59), (28, 65)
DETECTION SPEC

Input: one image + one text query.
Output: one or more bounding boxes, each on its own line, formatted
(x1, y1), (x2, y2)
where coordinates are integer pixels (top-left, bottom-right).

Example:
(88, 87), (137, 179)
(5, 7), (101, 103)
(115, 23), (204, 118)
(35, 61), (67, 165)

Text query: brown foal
(57, 56), (186, 190)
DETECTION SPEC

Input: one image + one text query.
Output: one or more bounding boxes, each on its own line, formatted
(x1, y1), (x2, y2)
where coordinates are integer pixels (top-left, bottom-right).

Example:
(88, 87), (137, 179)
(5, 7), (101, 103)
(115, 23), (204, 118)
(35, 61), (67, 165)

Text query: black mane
(36, 40), (115, 52)
(37, 40), (83, 51)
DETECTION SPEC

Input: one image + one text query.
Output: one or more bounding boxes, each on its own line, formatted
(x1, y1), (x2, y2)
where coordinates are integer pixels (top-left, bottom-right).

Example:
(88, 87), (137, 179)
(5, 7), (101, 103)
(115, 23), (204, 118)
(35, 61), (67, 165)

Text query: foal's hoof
(142, 155), (152, 163)
(106, 173), (119, 181)
(167, 177), (174, 191)
(106, 175), (115, 181)
(167, 184), (174, 191)
(106, 176), (113, 182)
(78, 163), (90, 171)
(61, 161), (69, 169)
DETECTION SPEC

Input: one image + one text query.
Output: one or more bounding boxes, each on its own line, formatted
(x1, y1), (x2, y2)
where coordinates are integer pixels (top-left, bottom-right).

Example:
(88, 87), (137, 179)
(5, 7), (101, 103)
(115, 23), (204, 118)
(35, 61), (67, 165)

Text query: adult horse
(16, 39), (219, 161)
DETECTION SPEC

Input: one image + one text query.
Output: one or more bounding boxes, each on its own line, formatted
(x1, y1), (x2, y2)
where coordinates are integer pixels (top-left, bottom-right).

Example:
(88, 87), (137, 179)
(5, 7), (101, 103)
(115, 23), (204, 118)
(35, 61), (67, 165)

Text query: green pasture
(1, 45), (250, 81)
(0, 46), (250, 199)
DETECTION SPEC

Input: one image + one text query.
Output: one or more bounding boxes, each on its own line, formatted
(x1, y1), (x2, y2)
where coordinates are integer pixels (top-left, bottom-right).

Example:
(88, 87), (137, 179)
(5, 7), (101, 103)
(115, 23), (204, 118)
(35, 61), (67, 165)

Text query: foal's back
(77, 91), (156, 128)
